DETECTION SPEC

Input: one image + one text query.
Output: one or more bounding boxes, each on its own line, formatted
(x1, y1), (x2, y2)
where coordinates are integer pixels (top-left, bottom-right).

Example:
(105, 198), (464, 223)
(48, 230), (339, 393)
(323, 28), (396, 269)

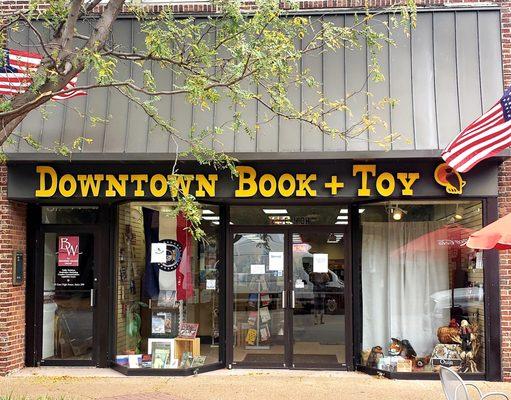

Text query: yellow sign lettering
(131, 174), (148, 197)
(397, 172), (420, 196)
(59, 174), (77, 198)
(105, 174), (129, 197)
(77, 174), (104, 197)
(353, 165), (376, 196)
(259, 174), (277, 197)
(235, 166), (258, 197)
(278, 174), (296, 197)
(296, 174), (317, 197)
(195, 174), (218, 197)
(150, 174), (168, 198)
(376, 172), (395, 197)
(35, 166), (58, 197)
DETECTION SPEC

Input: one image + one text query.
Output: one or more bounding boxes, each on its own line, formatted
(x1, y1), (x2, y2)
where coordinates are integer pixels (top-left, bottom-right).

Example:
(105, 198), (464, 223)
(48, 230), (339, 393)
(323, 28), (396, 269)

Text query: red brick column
(0, 166), (27, 376)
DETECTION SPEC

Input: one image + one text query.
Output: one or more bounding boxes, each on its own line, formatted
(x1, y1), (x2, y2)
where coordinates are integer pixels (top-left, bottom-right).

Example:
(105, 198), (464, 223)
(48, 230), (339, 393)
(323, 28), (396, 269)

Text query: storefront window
(114, 202), (221, 370)
(42, 206), (99, 224)
(231, 205), (350, 225)
(360, 201), (485, 374)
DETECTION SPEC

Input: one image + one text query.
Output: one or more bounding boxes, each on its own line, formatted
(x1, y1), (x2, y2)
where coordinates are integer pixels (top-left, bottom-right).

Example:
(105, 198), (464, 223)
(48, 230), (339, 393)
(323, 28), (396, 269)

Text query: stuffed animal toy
(367, 346), (384, 368)
(389, 338), (403, 356)
(400, 339), (417, 359)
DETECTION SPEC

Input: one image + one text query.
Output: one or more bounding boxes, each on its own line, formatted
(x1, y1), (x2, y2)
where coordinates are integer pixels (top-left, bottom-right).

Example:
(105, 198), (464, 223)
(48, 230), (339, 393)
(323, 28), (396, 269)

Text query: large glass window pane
(42, 206), (99, 224)
(114, 202), (220, 370)
(360, 201), (485, 374)
(233, 233), (285, 364)
(230, 206), (350, 226)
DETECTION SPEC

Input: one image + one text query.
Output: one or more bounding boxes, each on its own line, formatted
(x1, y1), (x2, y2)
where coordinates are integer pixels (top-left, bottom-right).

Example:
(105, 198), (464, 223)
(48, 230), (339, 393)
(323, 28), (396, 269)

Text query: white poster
(151, 243), (167, 263)
(206, 279), (216, 290)
(250, 264), (266, 274)
(313, 253), (328, 273)
(268, 252), (284, 271)
(476, 252), (484, 269)
(295, 279), (305, 289)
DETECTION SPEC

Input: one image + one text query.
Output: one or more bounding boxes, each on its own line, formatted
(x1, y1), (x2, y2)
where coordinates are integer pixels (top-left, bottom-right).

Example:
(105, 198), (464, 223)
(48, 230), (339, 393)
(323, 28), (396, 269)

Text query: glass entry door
(291, 230), (346, 368)
(41, 230), (98, 364)
(232, 232), (287, 366)
(231, 228), (347, 369)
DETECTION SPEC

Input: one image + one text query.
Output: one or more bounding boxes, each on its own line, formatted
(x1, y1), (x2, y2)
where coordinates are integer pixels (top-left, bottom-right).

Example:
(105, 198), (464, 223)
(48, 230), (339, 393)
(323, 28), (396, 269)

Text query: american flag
(442, 87), (511, 173)
(0, 49), (86, 100)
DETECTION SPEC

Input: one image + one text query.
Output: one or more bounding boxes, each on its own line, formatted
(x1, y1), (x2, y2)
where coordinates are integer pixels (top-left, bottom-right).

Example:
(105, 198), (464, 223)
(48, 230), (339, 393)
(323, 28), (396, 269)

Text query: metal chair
(439, 366), (509, 400)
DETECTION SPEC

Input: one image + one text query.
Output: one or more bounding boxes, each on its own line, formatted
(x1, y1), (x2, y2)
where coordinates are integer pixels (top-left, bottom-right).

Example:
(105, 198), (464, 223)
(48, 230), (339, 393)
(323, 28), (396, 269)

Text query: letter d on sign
(35, 166), (57, 197)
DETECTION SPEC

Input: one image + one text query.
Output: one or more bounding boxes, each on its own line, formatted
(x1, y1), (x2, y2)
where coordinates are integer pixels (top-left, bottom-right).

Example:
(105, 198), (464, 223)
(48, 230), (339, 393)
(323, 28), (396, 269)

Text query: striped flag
(442, 87), (511, 173)
(0, 49), (86, 100)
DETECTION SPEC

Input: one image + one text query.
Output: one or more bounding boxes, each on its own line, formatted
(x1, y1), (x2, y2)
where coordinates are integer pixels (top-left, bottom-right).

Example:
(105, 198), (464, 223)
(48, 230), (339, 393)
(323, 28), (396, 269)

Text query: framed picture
(152, 342), (171, 369)
(178, 323), (199, 339)
(147, 338), (175, 367)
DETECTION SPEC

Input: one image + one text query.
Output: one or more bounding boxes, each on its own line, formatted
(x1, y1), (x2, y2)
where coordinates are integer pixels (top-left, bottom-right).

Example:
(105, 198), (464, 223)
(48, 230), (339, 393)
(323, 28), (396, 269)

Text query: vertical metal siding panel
(234, 80), (257, 152)
(213, 33), (236, 153)
(169, 71), (192, 153)
(256, 86), (279, 152)
(345, 15), (369, 151)
(125, 21), (150, 153)
(17, 25), (47, 152)
(323, 15), (346, 152)
(99, 21), (131, 153)
(301, 24), (323, 151)
(193, 25), (216, 150)
(61, 21), (90, 149)
(456, 12), (483, 129)
(388, 19), (414, 150)
(7, 22), (29, 152)
(412, 13), (437, 149)
(147, 60), (173, 153)
(278, 38), (302, 152)
(368, 15), (391, 151)
(478, 11), (504, 110)
(40, 24), (66, 150)
(434, 12), (461, 148)
(213, 89), (236, 153)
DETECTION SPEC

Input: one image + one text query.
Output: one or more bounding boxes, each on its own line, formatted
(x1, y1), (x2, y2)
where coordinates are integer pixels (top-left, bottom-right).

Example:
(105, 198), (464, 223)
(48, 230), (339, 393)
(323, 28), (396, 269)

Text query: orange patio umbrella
(466, 213), (511, 250)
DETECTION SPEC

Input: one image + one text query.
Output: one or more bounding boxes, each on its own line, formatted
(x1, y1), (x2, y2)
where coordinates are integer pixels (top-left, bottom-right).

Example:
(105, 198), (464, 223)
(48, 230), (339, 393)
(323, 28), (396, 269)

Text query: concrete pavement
(1, 368), (510, 400)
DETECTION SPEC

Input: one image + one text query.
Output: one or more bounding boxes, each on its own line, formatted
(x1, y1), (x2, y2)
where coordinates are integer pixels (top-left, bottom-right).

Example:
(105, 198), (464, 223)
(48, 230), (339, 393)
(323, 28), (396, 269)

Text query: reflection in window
(360, 201), (485, 374)
(115, 202), (220, 370)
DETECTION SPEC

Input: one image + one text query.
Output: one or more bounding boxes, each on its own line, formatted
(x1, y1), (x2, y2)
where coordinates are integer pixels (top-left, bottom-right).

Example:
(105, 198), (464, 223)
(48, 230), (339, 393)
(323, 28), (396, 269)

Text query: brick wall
(0, 166), (26, 376)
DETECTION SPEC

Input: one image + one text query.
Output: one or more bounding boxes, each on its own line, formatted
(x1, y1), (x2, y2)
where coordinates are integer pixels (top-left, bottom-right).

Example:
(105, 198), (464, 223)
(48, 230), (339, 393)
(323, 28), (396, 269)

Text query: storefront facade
(0, 158), (500, 379)
(1, 2), (511, 381)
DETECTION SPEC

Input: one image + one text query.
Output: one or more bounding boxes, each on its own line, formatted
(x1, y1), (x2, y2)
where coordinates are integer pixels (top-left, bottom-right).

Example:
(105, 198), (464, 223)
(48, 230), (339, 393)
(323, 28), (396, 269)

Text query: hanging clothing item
(158, 212), (178, 292)
(176, 212), (194, 300)
(142, 207), (160, 299)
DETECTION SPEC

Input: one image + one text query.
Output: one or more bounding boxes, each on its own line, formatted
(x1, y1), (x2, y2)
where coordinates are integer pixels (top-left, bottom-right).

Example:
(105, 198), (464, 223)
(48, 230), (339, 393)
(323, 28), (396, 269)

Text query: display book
(245, 276), (272, 349)
(363, 316), (481, 374)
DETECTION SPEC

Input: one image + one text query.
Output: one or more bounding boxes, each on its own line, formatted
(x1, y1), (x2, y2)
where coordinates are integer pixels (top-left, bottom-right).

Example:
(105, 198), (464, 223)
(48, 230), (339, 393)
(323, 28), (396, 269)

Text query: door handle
(90, 289), (95, 307)
(282, 290), (286, 309)
(291, 290), (295, 309)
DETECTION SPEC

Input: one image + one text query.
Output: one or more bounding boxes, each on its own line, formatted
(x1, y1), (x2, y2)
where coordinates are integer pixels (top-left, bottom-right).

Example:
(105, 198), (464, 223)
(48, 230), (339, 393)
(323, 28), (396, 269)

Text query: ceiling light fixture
(202, 209), (215, 215)
(359, 209), (365, 214)
(335, 221), (348, 225)
(386, 204), (407, 221)
(339, 209), (349, 214)
(263, 209), (288, 215)
(454, 204), (464, 220)
(202, 215), (220, 221)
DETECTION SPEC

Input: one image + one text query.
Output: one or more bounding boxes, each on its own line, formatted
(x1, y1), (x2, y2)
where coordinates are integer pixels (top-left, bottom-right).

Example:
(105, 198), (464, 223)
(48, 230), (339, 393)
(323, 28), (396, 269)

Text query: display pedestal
(174, 338), (200, 360)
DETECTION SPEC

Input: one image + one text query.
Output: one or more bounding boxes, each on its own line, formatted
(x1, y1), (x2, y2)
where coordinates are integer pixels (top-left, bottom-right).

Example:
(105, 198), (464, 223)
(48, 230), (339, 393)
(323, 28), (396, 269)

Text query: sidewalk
(1, 368), (510, 400)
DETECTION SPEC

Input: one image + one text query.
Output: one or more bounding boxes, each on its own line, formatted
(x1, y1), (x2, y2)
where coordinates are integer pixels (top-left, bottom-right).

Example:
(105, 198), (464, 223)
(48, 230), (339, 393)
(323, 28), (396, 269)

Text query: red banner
(58, 236), (80, 267)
